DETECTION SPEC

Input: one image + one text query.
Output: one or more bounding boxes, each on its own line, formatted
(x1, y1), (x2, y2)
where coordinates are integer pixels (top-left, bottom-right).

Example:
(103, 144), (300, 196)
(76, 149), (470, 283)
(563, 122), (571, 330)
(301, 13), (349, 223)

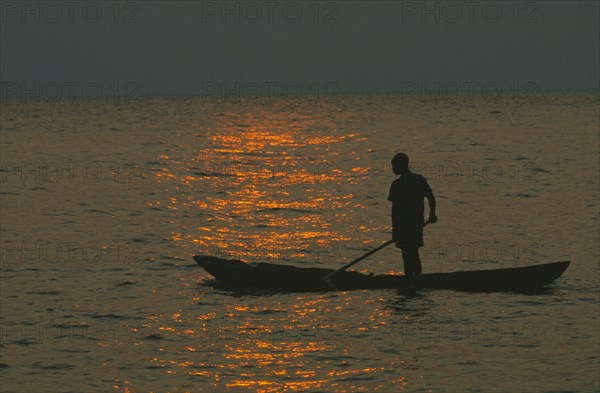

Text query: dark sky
(1, 1), (598, 97)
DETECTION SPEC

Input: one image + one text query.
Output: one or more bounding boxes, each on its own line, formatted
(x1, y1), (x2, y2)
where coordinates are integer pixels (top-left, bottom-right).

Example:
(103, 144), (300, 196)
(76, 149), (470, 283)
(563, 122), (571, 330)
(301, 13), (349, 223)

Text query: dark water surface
(1, 92), (598, 392)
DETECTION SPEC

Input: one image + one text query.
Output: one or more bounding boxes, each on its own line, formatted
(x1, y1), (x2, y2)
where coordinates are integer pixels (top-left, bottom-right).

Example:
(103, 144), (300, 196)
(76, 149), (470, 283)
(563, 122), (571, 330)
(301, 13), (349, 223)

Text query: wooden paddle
(322, 221), (430, 283)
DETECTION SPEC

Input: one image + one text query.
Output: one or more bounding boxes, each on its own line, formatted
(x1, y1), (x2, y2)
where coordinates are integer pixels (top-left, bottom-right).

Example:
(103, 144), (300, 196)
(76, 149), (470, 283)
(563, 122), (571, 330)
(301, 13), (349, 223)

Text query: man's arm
(426, 192), (437, 223)
(424, 180), (437, 224)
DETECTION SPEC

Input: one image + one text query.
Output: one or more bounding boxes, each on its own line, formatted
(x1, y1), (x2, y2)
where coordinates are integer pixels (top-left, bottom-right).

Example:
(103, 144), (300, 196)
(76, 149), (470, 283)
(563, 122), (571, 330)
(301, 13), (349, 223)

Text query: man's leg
(412, 247), (422, 275)
(401, 248), (411, 276)
(401, 247), (422, 276)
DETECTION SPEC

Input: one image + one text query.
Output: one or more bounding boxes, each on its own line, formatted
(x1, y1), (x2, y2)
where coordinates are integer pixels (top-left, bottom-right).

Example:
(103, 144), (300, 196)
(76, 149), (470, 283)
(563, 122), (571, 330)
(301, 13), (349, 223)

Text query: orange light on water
(154, 108), (378, 285)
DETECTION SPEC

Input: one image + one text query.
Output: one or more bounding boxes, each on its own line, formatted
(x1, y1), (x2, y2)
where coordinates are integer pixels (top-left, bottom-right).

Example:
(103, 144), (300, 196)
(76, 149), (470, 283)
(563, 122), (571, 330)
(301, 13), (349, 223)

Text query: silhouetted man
(388, 153), (437, 276)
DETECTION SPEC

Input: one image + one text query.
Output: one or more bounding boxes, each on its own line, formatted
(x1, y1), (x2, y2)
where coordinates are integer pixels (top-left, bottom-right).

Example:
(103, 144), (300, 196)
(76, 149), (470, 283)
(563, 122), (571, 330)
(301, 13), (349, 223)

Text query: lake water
(1, 91), (598, 392)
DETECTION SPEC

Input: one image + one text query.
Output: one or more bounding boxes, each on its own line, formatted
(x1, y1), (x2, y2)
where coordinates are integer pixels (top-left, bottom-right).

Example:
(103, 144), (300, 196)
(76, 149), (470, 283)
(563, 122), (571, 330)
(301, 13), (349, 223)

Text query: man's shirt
(388, 171), (432, 223)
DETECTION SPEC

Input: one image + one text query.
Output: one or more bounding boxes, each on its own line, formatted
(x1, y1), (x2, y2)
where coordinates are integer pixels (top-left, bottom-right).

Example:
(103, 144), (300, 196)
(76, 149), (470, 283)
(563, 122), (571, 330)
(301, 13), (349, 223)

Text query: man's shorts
(393, 218), (424, 248)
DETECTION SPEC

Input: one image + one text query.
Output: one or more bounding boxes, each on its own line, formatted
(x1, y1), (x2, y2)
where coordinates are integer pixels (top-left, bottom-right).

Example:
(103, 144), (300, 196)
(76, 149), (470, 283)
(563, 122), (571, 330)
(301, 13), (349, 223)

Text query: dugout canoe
(193, 255), (570, 293)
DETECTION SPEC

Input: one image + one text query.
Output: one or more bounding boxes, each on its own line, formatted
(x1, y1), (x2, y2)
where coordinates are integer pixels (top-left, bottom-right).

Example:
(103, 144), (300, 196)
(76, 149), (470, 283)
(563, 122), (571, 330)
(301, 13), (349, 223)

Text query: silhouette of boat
(193, 256), (570, 293)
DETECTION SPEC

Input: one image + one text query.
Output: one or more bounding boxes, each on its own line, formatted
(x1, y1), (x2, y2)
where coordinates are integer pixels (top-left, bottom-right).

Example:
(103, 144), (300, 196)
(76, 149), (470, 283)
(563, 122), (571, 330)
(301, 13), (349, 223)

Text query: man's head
(391, 153), (409, 175)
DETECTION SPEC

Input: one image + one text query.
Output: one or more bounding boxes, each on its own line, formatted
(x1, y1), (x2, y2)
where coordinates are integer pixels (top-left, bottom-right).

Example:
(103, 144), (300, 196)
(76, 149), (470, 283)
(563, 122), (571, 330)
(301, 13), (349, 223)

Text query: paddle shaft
(322, 221), (430, 282)
(322, 240), (394, 281)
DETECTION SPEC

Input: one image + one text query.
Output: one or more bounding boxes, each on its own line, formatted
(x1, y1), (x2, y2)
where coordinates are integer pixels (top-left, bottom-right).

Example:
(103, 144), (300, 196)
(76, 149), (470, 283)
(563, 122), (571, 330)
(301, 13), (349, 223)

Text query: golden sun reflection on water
(150, 107), (374, 264)
(128, 292), (403, 393)
(129, 104), (397, 391)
